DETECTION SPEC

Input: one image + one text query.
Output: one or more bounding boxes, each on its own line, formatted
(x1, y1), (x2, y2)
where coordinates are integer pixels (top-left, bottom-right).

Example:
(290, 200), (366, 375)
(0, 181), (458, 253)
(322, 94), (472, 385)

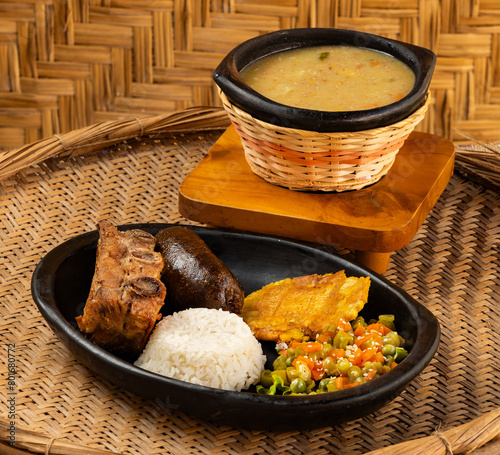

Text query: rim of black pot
(213, 28), (436, 132)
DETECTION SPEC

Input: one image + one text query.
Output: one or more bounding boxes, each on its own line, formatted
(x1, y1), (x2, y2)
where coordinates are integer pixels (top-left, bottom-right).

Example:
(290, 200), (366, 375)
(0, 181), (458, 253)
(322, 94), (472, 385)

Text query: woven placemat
(0, 128), (499, 454)
(1, 1), (500, 148)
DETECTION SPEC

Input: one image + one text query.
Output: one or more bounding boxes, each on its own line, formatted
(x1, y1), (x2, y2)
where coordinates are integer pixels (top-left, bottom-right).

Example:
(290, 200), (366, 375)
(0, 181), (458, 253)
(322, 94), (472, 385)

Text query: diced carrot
(337, 319), (352, 332)
(350, 347), (363, 366)
(335, 377), (345, 390)
(370, 61), (379, 66)
(354, 325), (365, 337)
(342, 377), (358, 389)
(361, 348), (378, 363)
(312, 368), (325, 381)
(390, 361), (398, 370)
(365, 323), (379, 333)
(355, 334), (367, 347)
(343, 381), (358, 389)
(324, 330), (336, 339)
(302, 341), (322, 353)
(316, 333), (331, 343)
(365, 369), (377, 381)
(380, 325), (392, 336)
(374, 351), (385, 365)
(328, 348), (346, 360)
(366, 323), (391, 336)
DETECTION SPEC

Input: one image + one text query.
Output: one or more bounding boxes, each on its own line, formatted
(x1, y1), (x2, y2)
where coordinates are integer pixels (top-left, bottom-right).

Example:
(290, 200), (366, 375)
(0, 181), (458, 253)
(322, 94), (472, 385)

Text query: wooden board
(179, 126), (455, 273)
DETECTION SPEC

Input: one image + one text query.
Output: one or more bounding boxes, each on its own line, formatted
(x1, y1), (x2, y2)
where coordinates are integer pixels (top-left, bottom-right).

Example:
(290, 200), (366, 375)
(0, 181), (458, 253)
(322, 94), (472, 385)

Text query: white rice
(134, 308), (266, 392)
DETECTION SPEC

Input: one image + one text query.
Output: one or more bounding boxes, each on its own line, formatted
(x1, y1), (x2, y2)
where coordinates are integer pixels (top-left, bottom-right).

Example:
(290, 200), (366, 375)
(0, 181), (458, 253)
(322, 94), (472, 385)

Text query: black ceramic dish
(31, 224), (440, 430)
(213, 28), (436, 132)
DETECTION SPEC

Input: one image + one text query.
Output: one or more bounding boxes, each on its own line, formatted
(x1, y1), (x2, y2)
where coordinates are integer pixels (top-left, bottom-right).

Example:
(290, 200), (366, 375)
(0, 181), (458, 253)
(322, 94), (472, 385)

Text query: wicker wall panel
(0, 0), (499, 150)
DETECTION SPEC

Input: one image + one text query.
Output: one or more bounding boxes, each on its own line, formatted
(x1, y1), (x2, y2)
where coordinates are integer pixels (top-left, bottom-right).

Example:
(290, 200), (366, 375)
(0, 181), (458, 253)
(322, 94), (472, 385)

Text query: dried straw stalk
(1, 409), (498, 454)
(0, 106), (230, 183)
(0, 408), (500, 455)
(0, 418), (119, 454)
(364, 407), (500, 455)
(454, 130), (500, 192)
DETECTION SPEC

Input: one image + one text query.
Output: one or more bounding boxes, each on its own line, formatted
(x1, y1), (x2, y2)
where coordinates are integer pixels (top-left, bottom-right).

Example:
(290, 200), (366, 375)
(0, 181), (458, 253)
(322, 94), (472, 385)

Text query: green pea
(352, 316), (367, 330)
(308, 351), (321, 362)
(320, 343), (334, 358)
(394, 347), (408, 363)
(285, 356), (295, 367)
(326, 381), (338, 392)
(295, 360), (312, 381)
(334, 331), (353, 350)
(382, 344), (396, 356)
(290, 377), (307, 394)
(272, 369), (289, 385)
(323, 357), (339, 376)
(286, 367), (299, 382)
(306, 379), (316, 393)
(272, 355), (288, 370)
(347, 366), (362, 382)
(382, 332), (400, 347)
(318, 378), (330, 392)
(355, 376), (367, 385)
(333, 331), (342, 348)
(260, 370), (274, 388)
(378, 314), (395, 330)
(336, 358), (351, 374)
(295, 346), (305, 357)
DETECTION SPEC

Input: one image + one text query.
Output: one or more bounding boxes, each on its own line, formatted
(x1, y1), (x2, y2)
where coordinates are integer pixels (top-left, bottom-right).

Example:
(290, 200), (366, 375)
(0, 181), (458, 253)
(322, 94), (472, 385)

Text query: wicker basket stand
(219, 89), (430, 192)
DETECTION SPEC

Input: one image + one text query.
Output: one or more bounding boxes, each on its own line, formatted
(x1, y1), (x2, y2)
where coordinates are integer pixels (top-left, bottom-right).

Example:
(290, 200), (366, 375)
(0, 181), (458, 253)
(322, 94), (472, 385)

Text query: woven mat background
(1, 0), (500, 150)
(0, 129), (499, 454)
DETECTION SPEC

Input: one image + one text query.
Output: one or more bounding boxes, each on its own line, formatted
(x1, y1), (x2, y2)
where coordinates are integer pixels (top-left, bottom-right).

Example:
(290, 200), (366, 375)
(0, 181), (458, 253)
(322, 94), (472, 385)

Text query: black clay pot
(213, 28), (436, 132)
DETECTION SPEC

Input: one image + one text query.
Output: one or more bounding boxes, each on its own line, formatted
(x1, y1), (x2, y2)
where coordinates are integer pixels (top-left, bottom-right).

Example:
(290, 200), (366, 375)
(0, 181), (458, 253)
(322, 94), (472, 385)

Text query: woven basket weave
(0, 121), (499, 454)
(219, 89), (430, 192)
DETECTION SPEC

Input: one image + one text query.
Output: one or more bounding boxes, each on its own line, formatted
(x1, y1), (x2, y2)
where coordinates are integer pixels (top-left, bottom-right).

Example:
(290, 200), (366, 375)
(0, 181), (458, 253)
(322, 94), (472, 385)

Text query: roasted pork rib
(76, 221), (166, 356)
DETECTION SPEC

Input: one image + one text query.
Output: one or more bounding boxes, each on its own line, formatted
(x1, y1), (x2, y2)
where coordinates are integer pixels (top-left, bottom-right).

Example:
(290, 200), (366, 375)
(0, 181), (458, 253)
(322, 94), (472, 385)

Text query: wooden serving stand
(179, 126), (455, 273)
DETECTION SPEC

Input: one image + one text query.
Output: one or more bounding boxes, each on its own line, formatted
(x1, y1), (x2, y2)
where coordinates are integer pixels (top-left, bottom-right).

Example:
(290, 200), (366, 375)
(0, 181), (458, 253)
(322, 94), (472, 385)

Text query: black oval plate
(31, 224), (440, 430)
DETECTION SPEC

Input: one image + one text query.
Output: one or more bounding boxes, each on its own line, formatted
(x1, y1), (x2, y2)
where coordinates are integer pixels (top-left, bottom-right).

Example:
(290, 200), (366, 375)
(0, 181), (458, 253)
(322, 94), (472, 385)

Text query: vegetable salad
(256, 315), (408, 395)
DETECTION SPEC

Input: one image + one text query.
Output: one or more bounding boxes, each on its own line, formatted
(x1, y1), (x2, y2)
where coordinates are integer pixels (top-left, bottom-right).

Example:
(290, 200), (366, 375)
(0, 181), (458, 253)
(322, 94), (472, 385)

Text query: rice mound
(134, 308), (266, 391)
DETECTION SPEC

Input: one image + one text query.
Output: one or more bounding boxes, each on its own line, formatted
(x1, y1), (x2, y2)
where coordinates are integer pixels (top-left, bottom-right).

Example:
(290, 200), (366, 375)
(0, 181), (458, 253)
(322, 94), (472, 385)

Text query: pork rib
(76, 221), (166, 356)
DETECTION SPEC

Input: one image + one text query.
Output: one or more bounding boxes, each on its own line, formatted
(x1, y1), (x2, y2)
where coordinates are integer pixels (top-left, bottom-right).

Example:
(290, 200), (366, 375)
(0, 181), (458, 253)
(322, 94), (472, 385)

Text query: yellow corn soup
(240, 45), (416, 112)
